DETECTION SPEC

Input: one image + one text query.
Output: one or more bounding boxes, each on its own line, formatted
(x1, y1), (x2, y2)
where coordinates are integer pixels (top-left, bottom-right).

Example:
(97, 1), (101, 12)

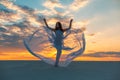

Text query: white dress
(54, 30), (63, 49)
(23, 27), (86, 67)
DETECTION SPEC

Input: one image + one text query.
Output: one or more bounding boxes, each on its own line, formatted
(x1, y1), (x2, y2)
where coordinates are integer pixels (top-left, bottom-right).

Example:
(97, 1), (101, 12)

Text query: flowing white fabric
(23, 26), (86, 67)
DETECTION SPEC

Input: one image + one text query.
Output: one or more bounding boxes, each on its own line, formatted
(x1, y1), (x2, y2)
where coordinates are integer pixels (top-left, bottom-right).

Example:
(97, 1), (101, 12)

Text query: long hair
(55, 22), (63, 31)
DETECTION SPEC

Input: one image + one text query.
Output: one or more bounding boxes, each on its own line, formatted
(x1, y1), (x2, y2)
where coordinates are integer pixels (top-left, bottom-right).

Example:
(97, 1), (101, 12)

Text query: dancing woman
(43, 18), (73, 67)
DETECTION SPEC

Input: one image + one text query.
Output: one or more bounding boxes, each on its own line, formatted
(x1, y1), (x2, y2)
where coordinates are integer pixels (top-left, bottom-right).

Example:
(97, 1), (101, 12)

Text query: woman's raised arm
(63, 19), (73, 32)
(43, 18), (55, 31)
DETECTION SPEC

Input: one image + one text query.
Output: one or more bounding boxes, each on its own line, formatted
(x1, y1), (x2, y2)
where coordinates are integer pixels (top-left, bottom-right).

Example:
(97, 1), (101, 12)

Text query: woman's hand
(70, 19), (73, 22)
(40, 15), (46, 21)
(43, 18), (46, 22)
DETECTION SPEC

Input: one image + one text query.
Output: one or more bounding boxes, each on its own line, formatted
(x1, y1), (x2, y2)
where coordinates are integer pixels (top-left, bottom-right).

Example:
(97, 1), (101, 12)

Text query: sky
(0, 0), (120, 61)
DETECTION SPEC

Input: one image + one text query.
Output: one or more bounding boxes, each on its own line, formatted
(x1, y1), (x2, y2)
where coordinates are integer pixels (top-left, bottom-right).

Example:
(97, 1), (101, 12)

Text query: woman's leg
(55, 49), (62, 67)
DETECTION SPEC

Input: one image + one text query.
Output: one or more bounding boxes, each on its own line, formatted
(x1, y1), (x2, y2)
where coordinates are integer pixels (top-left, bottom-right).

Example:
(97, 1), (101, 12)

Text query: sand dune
(0, 61), (120, 80)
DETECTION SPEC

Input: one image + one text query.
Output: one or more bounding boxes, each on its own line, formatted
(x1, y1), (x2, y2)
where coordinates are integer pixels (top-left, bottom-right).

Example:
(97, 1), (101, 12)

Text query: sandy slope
(0, 61), (120, 80)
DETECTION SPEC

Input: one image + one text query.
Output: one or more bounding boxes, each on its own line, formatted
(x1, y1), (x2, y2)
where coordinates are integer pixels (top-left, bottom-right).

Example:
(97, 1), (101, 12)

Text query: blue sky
(15, 0), (45, 10)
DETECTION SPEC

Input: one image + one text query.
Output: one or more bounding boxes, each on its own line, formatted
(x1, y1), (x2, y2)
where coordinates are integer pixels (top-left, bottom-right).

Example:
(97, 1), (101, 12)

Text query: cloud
(0, 27), (7, 32)
(88, 33), (95, 36)
(41, 0), (67, 18)
(82, 52), (120, 57)
(73, 20), (89, 28)
(0, 4), (13, 13)
(0, 0), (43, 27)
(43, 0), (64, 10)
(69, 0), (89, 11)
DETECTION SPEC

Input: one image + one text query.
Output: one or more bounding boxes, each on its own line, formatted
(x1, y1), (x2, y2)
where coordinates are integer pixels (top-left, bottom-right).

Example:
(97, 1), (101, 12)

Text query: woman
(43, 18), (73, 67)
